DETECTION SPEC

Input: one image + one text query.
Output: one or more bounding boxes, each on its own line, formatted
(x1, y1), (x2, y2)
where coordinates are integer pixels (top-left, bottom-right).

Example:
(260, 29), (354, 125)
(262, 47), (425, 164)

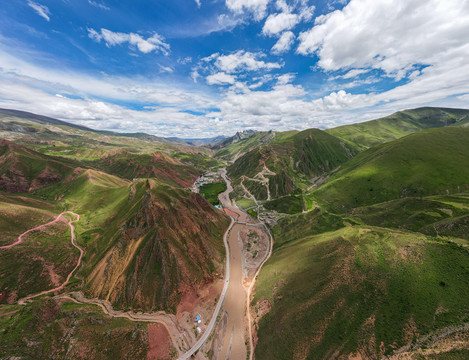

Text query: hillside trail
(17, 211), (82, 305)
(240, 176), (259, 205)
(7, 209), (188, 354)
(0, 211), (70, 250)
(240, 163), (275, 202)
(254, 163), (276, 201)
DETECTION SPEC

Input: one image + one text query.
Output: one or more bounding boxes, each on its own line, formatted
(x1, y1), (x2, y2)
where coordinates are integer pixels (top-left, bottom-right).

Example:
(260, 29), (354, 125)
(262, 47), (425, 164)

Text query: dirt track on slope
(0, 211), (70, 250)
(17, 211), (82, 304)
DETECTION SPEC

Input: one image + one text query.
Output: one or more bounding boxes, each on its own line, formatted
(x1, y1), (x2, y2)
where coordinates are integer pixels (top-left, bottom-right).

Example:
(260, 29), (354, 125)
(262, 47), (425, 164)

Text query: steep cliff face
(0, 139), (77, 193)
(86, 183), (230, 312)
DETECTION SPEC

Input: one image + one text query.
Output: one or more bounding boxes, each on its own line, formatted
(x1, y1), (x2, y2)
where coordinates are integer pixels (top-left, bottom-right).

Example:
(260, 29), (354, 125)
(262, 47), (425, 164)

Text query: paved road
(181, 168), (253, 360)
(218, 222), (247, 360)
(178, 214), (235, 360)
(218, 169), (273, 360)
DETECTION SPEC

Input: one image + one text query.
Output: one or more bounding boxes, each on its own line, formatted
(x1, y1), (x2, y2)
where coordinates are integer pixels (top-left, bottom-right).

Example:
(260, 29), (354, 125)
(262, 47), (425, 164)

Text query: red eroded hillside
(0, 139), (79, 193)
(85, 182), (230, 312)
(94, 150), (200, 187)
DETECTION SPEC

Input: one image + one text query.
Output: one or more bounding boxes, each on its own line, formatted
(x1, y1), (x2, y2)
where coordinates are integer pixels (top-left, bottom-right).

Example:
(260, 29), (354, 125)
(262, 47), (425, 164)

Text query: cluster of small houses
(192, 173), (223, 192)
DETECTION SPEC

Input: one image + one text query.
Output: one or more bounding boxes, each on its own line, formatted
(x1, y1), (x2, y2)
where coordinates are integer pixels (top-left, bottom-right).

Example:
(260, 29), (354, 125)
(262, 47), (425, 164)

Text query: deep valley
(0, 107), (468, 360)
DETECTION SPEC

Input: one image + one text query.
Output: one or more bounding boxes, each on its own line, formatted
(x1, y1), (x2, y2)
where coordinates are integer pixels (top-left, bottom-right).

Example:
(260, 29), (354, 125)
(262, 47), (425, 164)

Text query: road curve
(17, 211), (82, 304)
(0, 211), (71, 250)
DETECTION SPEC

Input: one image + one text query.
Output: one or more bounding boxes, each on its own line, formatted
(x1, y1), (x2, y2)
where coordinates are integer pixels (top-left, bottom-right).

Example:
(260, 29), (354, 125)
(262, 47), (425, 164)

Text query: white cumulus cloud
(206, 72), (237, 85)
(271, 31), (295, 54)
(225, 0), (271, 20)
(88, 28), (170, 55)
(262, 12), (299, 36)
(209, 50), (283, 73)
(298, 0), (469, 76)
(312, 90), (374, 111)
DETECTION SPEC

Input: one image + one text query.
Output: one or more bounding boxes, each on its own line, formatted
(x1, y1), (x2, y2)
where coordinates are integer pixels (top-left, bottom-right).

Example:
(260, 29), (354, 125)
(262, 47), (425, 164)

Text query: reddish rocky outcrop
(0, 139), (75, 193)
(86, 184), (230, 313)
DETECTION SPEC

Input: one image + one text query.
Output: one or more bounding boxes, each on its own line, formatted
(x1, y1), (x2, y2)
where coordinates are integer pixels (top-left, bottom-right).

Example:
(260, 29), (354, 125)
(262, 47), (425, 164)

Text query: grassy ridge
(0, 194), (57, 246)
(0, 221), (77, 301)
(253, 226), (469, 359)
(91, 150), (201, 188)
(351, 194), (469, 241)
(326, 107), (469, 150)
(292, 128), (358, 177)
(79, 181), (230, 312)
(34, 169), (230, 312)
(313, 127), (469, 211)
(228, 128), (356, 183)
(271, 208), (349, 247)
(227, 128), (357, 207)
(263, 194), (305, 214)
(0, 139), (80, 193)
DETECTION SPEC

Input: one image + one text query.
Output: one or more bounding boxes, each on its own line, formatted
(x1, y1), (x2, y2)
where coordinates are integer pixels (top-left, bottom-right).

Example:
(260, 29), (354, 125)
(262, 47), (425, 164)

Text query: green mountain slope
(0, 299), (149, 359)
(0, 194), (56, 246)
(313, 127), (469, 211)
(253, 225), (469, 360)
(228, 128), (356, 179)
(227, 128), (357, 203)
(0, 109), (219, 173)
(81, 180), (229, 312)
(0, 139), (80, 193)
(326, 107), (469, 150)
(214, 130), (298, 161)
(351, 194), (469, 241)
(252, 123), (469, 359)
(47, 170), (229, 313)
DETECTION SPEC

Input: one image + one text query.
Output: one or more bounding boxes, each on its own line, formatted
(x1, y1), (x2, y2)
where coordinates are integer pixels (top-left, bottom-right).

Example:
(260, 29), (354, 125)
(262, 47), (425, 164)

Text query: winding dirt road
(0, 211), (72, 250)
(15, 211), (83, 305)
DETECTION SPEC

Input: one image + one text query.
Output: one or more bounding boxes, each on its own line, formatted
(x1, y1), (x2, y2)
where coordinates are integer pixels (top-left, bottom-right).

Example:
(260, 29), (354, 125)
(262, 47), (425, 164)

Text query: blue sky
(0, 0), (468, 137)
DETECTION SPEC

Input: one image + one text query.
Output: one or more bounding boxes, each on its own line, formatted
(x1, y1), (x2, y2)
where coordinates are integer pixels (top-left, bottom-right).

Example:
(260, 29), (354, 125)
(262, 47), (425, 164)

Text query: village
(191, 168), (223, 194)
